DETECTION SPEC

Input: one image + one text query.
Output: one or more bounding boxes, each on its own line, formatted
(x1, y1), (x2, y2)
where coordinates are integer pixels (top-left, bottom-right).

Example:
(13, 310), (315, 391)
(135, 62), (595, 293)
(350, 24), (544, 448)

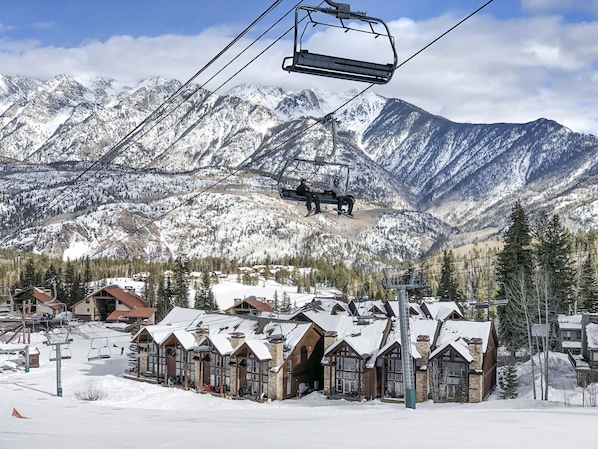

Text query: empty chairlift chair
(282, 1), (398, 84)
(88, 337), (112, 361)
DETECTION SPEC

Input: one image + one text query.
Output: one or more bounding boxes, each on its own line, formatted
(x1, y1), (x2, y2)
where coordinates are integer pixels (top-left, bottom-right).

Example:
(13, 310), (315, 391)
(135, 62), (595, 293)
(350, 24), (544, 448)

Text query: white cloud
(0, 23), (15, 32)
(0, 14), (596, 134)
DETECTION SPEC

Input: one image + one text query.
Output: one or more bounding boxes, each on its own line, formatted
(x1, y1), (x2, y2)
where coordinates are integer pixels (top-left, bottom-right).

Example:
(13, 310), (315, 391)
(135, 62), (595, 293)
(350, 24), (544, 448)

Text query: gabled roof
(296, 298), (351, 316)
(426, 320), (494, 363)
(261, 321), (313, 356)
(325, 319), (389, 366)
(208, 334), (233, 355)
(160, 329), (197, 350)
(225, 298), (275, 314)
(31, 288), (65, 311)
(232, 339), (272, 361)
(421, 301), (464, 321)
(436, 320), (493, 353)
(106, 307), (156, 322)
(72, 285), (148, 310)
(429, 337), (474, 362)
(379, 318), (440, 357)
(383, 301), (425, 318)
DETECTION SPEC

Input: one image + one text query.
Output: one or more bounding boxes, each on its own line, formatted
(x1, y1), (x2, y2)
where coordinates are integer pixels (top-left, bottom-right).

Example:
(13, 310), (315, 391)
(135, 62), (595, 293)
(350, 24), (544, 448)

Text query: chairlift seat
(283, 51), (395, 84)
(280, 188), (344, 205)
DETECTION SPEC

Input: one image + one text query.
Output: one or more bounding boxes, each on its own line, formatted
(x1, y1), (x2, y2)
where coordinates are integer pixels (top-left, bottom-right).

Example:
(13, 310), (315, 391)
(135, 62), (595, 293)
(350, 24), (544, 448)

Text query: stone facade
(268, 338), (285, 400)
(415, 335), (431, 403)
(323, 331), (338, 396)
(468, 337), (484, 403)
(229, 332), (246, 397)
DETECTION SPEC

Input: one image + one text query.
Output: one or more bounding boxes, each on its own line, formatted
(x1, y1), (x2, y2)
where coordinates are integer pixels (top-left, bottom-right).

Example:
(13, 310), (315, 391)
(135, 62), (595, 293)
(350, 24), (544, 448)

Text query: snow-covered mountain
(1, 74), (597, 262)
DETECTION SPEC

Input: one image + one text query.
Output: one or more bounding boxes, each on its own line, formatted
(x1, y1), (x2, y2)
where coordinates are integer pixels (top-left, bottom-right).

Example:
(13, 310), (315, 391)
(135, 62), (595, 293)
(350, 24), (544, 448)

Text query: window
(333, 347), (361, 395)
(563, 331), (571, 341)
(437, 351), (468, 401)
(383, 347), (404, 398)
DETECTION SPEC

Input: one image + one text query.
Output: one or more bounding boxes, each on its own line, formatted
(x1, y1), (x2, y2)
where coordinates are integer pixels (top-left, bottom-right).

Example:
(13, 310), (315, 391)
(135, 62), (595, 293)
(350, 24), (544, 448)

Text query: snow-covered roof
(294, 311), (363, 338)
(325, 319), (389, 367)
(240, 339), (272, 361)
(159, 307), (206, 326)
(209, 334), (233, 355)
(586, 323), (598, 348)
(261, 321), (312, 355)
(383, 301), (425, 318)
(298, 298), (351, 315)
(422, 301), (463, 321)
(561, 341), (582, 349)
(557, 314), (583, 329)
(430, 337), (474, 362)
(193, 313), (260, 337)
(169, 329), (197, 350)
(0, 343), (30, 353)
(435, 320), (492, 352)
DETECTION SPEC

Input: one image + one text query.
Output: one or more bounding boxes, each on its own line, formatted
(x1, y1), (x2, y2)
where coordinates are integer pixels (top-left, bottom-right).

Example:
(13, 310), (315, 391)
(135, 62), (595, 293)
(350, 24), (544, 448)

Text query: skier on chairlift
(330, 178), (354, 217)
(296, 178), (321, 215)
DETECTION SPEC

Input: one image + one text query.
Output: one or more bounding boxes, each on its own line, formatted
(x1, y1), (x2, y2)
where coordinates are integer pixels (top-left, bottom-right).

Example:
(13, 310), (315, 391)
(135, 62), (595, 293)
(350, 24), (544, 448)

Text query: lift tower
(382, 267), (422, 409)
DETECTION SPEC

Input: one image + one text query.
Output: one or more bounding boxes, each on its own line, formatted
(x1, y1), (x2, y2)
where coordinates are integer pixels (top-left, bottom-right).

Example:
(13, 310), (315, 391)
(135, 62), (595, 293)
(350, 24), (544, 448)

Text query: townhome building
(127, 305), (497, 404)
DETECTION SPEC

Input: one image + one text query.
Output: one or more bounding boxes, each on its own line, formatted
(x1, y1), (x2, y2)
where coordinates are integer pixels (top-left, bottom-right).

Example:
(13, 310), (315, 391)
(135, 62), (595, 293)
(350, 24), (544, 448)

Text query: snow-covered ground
(1, 322), (598, 449)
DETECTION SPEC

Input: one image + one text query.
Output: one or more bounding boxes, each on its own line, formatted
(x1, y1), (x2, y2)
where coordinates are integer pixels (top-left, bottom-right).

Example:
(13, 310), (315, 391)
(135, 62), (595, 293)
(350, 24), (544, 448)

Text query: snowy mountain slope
(1, 74), (598, 261)
(0, 163), (439, 262)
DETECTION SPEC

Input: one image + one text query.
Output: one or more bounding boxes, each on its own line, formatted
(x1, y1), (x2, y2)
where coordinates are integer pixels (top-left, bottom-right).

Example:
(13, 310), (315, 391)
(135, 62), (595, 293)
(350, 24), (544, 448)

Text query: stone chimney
(468, 337), (484, 403)
(194, 327), (210, 344)
(468, 338), (484, 371)
(230, 332), (246, 349)
(324, 331), (338, 351)
(415, 335), (431, 368)
(268, 337), (285, 400)
(415, 335), (431, 403)
(323, 331), (338, 396)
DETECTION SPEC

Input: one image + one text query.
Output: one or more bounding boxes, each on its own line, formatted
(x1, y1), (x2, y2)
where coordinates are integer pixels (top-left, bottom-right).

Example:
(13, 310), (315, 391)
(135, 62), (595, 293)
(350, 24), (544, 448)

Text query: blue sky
(1, 0), (597, 133)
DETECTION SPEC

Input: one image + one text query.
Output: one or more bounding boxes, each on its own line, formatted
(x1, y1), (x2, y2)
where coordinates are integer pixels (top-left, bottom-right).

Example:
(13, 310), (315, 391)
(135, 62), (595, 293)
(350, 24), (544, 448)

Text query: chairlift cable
(5, 0), (495, 259)
(0, 0), (288, 246)
(88, 0), (497, 257)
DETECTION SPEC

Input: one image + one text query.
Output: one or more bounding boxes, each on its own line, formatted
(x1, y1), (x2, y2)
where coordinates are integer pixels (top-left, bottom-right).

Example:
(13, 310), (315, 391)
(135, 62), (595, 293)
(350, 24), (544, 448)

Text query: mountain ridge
(1, 74), (597, 262)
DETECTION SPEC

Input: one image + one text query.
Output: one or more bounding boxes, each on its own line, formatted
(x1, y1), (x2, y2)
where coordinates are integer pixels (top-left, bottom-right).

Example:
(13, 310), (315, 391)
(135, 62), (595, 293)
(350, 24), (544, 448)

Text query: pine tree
(438, 250), (462, 302)
(156, 275), (174, 321)
(273, 290), (280, 310)
(282, 291), (291, 312)
(498, 362), (519, 399)
(497, 200), (535, 354)
(578, 252), (598, 312)
(194, 271), (217, 311)
(63, 261), (84, 307)
(172, 256), (189, 308)
(83, 256), (93, 295)
(143, 271), (158, 308)
(533, 212), (576, 313)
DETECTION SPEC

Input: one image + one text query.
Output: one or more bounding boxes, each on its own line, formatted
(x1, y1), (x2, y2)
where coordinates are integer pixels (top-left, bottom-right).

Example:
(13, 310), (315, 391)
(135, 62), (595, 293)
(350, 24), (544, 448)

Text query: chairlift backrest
(88, 337), (112, 361)
(277, 157), (351, 204)
(282, 3), (398, 84)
